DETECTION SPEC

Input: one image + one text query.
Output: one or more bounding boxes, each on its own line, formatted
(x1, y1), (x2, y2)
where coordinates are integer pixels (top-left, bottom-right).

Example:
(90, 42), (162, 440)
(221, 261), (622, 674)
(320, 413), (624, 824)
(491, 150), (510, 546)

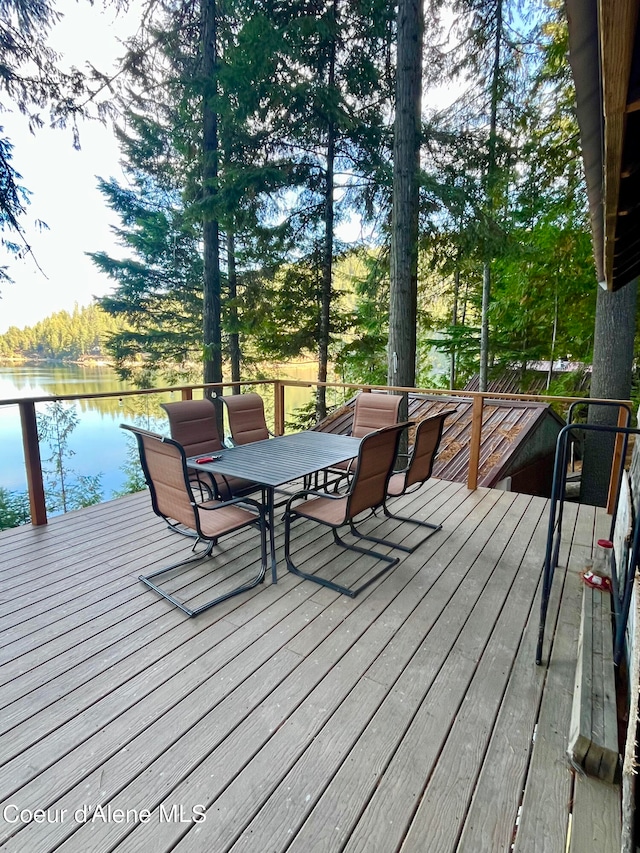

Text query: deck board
(513, 505), (597, 853)
(401, 495), (549, 853)
(457, 499), (580, 852)
(0, 481), (621, 853)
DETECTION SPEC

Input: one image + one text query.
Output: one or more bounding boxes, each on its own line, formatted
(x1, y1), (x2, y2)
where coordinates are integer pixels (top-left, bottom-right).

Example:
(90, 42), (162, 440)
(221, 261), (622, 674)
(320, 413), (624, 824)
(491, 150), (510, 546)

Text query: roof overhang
(566, 0), (640, 290)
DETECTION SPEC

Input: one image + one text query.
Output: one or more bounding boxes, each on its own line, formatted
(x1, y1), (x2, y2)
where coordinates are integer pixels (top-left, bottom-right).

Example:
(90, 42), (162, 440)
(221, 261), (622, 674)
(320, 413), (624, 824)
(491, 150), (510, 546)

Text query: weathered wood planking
(570, 774), (621, 852)
(86, 489), (505, 853)
(0, 484), (620, 853)
(228, 493), (531, 853)
(455, 500), (580, 852)
(0, 482), (485, 851)
(395, 496), (549, 853)
(512, 504), (595, 853)
(567, 584), (619, 783)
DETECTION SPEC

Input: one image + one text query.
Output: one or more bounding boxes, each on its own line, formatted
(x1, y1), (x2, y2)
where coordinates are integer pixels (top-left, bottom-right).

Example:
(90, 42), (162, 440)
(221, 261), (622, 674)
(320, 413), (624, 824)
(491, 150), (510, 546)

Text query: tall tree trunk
(388, 0), (423, 412)
(461, 277), (469, 325)
(450, 267), (460, 390)
(201, 0), (222, 391)
(226, 228), (241, 390)
(580, 280), (638, 506)
(479, 262), (490, 390)
(479, 0), (503, 392)
(546, 283), (558, 391)
(317, 0), (337, 423)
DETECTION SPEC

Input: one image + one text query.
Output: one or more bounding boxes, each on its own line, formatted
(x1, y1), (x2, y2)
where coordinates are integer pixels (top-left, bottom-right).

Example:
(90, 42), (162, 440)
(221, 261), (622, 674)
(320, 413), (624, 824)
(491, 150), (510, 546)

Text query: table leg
(265, 485), (277, 584)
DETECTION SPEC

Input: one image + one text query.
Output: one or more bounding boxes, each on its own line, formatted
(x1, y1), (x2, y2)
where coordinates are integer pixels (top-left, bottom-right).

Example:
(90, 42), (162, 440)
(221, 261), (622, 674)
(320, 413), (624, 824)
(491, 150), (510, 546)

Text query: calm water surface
(0, 364), (316, 499)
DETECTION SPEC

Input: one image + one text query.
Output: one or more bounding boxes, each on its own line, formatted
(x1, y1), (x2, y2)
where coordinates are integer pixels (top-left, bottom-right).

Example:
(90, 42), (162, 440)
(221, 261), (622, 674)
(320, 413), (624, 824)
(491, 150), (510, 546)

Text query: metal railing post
(18, 401), (47, 526)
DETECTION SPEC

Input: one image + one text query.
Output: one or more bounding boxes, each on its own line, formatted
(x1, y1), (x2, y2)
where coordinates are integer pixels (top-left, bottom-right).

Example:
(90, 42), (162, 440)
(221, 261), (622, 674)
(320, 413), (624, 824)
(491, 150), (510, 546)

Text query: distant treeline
(0, 303), (125, 362)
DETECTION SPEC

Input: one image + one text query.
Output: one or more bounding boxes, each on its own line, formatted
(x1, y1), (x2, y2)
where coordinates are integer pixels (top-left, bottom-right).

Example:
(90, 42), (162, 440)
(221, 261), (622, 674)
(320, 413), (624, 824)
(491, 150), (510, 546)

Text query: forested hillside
(0, 303), (125, 362)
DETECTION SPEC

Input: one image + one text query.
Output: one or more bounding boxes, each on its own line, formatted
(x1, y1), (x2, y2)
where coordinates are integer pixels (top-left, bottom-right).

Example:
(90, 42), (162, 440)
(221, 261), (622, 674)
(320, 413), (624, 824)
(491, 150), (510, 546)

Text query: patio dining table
(187, 430), (362, 581)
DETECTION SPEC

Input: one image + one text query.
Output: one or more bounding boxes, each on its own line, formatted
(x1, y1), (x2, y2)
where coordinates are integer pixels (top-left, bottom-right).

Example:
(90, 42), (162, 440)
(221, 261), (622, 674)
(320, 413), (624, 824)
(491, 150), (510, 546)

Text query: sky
(0, 1), (141, 334)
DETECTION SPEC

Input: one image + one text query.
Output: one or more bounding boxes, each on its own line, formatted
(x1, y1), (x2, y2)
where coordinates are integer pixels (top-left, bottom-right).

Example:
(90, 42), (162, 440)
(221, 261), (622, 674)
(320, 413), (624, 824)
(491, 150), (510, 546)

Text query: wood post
(19, 401), (47, 526)
(467, 394), (484, 491)
(181, 387), (193, 401)
(606, 405), (629, 514)
(274, 381), (285, 436)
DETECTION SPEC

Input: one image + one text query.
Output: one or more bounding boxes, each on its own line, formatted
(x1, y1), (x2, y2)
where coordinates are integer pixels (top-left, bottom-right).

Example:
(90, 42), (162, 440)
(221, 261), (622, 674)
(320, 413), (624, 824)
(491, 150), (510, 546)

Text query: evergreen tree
(0, 487), (30, 530)
(94, 0), (396, 397)
(431, 0), (539, 389)
(37, 401), (103, 514)
(388, 0), (424, 403)
(487, 2), (596, 377)
(92, 112), (205, 382)
(421, 0), (596, 391)
(244, 0), (395, 417)
(0, 302), (124, 361)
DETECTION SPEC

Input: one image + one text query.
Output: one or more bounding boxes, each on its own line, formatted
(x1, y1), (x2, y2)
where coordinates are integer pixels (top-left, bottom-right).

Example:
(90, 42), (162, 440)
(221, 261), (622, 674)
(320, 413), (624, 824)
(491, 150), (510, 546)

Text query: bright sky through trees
(0, 0), (139, 333)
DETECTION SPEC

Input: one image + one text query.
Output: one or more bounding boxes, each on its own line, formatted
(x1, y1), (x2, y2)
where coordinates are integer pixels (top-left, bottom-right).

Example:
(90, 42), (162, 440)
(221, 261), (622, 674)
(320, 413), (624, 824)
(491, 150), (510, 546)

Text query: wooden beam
(467, 394), (484, 491)
(606, 405), (629, 513)
(274, 381), (285, 436)
(600, 0), (640, 286)
(19, 401), (47, 526)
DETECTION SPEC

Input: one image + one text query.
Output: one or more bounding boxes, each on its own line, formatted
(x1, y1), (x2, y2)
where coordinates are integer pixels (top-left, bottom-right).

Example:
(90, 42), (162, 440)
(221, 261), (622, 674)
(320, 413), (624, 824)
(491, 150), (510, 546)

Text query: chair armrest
(198, 495), (264, 516)
(284, 488), (345, 514)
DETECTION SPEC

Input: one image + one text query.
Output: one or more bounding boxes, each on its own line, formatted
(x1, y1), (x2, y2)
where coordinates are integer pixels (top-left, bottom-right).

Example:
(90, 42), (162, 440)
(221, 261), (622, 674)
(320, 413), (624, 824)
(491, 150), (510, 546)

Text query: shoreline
(0, 356), (114, 368)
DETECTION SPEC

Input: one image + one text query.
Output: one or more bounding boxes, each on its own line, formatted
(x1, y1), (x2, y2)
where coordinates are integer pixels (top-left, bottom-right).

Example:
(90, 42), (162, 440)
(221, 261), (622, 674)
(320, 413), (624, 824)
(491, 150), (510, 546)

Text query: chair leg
(284, 513), (398, 598)
(165, 519), (200, 540)
(380, 504), (442, 553)
(139, 522), (267, 617)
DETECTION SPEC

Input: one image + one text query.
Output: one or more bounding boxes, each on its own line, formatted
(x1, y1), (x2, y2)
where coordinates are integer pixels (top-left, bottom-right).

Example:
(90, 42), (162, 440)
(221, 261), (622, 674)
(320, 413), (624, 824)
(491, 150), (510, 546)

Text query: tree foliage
(0, 486), (30, 530)
(419, 0), (596, 389)
(0, 302), (125, 360)
(93, 0), (396, 394)
(4, 0), (601, 409)
(36, 400), (103, 514)
(0, 0), (116, 273)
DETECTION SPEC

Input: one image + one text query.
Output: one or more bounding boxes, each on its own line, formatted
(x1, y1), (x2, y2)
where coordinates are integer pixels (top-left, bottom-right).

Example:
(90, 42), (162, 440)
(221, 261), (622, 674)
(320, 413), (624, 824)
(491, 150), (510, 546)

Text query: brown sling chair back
(382, 411), (450, 552)
(161, 398), (255, 500)
(221, 392), (271, 446)
(328, 392), (403, 487)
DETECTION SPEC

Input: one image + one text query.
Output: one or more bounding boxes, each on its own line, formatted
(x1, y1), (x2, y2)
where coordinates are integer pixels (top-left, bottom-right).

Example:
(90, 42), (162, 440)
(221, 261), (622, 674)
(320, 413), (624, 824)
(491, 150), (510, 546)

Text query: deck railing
(0, 378), (633, 526)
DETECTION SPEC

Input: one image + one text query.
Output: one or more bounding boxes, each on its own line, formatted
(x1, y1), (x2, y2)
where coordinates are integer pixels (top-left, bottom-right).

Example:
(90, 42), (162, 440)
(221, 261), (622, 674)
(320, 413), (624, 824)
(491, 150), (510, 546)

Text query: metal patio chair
(221, 392), (272, 445)
(326, 391), (403, 488)
(283, 421), (409, 597)
(381, 411), (450, 552)
(161, 398), (255, 500)
(121, 424), (267, 617)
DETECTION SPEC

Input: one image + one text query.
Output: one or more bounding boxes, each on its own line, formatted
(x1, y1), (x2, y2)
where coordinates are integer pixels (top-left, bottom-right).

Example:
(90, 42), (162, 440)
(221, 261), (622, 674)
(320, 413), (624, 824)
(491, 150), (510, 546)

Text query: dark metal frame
(535, 401), (639, 666)
(122, 425), (268, 617)
(283, 424), (408, 597)
(380, 413), (449, 552)
(380, 505), (441, 553)
(284, 489), (400, 597)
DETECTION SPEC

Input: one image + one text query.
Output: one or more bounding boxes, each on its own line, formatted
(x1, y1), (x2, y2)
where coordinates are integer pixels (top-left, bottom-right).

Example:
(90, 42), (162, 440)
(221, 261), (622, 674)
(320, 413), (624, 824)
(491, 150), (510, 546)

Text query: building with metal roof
(316, 393), (565, 497)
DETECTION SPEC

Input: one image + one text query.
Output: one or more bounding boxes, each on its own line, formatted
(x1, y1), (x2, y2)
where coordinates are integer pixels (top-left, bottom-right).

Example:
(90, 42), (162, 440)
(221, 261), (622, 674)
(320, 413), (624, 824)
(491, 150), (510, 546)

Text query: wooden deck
(0, 479), (621, 852)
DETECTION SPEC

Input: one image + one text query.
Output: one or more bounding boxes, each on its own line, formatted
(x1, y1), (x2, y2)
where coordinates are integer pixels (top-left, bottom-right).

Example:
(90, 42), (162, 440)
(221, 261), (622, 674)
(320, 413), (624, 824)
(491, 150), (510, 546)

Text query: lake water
(0, 363), (317, 501)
